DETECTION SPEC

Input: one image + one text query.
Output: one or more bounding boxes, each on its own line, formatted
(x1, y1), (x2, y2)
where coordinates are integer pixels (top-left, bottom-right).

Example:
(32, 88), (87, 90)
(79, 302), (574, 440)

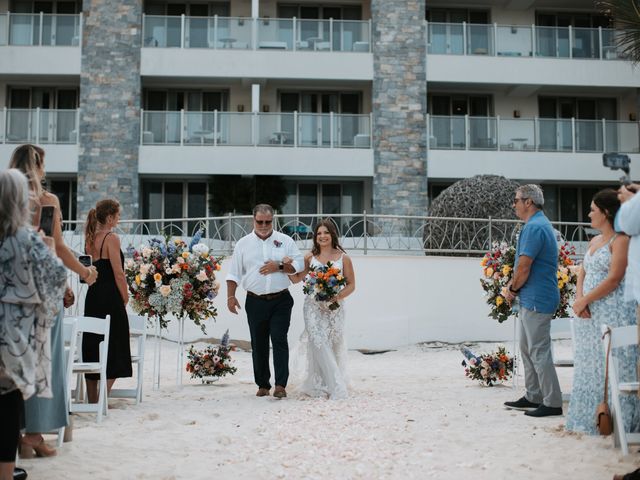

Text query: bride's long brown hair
(311, 219), (346, 256)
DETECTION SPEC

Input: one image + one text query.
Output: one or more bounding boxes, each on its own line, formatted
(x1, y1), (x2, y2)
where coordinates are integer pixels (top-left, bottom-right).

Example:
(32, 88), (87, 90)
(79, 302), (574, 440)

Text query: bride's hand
(282, 256), (293, 264)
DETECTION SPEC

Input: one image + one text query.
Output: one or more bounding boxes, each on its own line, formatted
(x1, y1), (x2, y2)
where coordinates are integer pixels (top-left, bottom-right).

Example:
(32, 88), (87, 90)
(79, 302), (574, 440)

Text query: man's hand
(619, 183), (639, 204)
(259, 260), (280, 275)
(227, 296), (241, 314)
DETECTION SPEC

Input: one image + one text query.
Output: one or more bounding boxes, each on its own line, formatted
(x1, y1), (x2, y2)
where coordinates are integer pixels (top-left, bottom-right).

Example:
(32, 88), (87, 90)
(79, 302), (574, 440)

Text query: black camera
(603, 153), (631, 185)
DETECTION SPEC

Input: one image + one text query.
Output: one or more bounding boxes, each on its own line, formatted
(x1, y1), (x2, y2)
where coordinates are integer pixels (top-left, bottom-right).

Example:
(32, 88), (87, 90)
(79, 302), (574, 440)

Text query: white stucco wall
(157, 255), (516, 349)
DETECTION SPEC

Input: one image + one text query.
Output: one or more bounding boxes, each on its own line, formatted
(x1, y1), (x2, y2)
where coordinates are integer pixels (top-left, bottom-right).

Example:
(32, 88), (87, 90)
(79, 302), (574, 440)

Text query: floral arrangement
(186, 330), (237, 382)
(125, 230), (223, 332)
(480, 240), (578, 322)
(461, 345), (514, 386)
(303, 261), (347, 311)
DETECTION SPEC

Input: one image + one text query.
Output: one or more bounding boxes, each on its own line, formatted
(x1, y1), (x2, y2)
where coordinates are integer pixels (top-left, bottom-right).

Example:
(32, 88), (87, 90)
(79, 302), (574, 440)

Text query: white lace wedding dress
(296, 256), (349, 400)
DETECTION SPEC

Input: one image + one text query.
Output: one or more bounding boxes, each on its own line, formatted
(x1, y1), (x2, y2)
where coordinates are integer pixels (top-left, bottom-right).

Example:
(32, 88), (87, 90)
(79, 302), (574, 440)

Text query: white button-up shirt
(617, 192), (640, 303)
(227, 230), (304, 295)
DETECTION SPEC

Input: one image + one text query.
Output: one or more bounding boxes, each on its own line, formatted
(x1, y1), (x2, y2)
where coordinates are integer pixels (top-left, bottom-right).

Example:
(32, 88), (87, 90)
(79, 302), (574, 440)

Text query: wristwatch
(278, 262), (284, 271)
(509, 285), (519, 294)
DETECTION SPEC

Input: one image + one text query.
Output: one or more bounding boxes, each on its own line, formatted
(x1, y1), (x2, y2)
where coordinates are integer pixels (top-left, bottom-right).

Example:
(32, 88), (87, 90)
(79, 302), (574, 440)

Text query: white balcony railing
(0, 12), (81, 46)
(0, 108), (79, 144)
(426, 21), (624, 60)
(142, 15), (372, 52)
(427, 115), (640, 153)
(141, 110), (373, 148)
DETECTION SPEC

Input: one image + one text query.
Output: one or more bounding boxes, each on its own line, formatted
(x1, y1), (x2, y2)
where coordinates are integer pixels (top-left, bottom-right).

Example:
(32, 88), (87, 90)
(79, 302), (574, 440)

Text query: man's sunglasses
(255, 219), (273, 225)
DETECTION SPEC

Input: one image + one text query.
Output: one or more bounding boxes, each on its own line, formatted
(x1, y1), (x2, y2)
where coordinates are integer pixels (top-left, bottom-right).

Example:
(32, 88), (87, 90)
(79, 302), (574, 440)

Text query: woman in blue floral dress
(567, 189), (639, 434)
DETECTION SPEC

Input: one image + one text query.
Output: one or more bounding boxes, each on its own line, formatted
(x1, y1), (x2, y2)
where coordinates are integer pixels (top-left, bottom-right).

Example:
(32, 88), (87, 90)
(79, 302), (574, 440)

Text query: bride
(286, 220), (356, 399)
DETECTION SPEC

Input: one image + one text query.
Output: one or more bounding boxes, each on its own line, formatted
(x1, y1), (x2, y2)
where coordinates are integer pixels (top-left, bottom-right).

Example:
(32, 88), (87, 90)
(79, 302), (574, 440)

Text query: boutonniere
(273, 240), (282, 248)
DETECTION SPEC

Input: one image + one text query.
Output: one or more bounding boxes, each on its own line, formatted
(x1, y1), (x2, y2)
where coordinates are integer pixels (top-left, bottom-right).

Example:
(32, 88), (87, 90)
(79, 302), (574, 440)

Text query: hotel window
(428, 95), (493, 149)
(535, 13), (610, 58)
(45, 179), (77, 227)
(142, 180), (208, 235)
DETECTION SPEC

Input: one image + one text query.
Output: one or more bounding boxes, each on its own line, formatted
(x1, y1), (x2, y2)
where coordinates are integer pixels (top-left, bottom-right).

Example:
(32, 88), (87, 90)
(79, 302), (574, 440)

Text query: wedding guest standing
(504, 184), (563, 417)
(226, 204), (304, 398)
(0, 169), (66, 480)
(83, 199), (132, 402)
(567, 189), (639, 434)
(9, 144), (98, 457)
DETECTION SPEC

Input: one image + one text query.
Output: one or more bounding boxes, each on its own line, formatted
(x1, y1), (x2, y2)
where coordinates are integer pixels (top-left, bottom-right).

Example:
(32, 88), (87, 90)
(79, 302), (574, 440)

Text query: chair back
(73, 315), (111, 337)
(606, 324), (637, 350)
(128, 314), (147, 336)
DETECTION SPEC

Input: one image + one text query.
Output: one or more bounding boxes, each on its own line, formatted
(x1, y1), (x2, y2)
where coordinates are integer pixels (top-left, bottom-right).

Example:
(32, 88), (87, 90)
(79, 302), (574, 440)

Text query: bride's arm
(287, 252), (312, 284)
(335, 255), (355, 301)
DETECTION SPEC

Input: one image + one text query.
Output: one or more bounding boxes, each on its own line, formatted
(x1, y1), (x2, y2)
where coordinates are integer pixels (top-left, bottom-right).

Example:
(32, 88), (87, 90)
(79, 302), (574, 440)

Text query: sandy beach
(16, 338), (639, 480)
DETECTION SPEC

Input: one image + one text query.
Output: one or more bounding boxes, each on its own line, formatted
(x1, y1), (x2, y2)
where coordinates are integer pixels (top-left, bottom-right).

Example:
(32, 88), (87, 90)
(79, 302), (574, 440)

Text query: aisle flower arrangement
(303, 260), (347, 311)
(480, 240), (578, 323)
(461, 345), (514, 386)
(125, 231), (223, 332)
(186, 330), (237, 382)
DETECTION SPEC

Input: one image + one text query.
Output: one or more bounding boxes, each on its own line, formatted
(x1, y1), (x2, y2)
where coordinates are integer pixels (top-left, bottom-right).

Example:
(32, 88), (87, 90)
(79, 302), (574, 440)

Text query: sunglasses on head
(255, 219), (273, 225)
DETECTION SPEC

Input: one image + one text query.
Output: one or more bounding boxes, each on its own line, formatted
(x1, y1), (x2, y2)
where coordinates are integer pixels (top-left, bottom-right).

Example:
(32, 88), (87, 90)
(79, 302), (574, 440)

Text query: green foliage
(209, 175), (288, 215)
(598, 0), (640, 63)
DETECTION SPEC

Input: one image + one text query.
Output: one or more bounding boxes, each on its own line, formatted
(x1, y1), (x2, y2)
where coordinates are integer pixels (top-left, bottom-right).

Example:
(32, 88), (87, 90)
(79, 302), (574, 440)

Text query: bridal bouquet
(480, 240), (578, 322)
(186, 330), (237, 382)
(303, 261), (347, 310)
(125, 230), (223, 332)
(461, 345), (514, 386)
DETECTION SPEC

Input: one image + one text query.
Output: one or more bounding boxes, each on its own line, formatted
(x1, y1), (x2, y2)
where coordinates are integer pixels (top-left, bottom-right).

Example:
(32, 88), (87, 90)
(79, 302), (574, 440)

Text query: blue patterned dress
(566, 238), (640, 434)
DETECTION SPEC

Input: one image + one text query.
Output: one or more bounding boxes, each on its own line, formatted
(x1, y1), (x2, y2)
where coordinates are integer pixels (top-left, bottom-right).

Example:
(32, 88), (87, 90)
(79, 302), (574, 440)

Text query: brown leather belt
(246, 289), (288, 301)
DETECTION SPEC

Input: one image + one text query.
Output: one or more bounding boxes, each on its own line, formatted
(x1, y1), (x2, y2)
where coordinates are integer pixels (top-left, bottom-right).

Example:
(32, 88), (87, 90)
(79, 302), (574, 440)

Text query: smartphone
(78, 255), (92, 284)
(39, 205), (55, 237)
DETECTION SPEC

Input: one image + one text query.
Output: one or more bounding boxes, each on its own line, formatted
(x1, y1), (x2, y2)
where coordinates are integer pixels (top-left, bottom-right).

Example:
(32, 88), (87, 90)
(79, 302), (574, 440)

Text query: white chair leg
(56, 427), (64, 448)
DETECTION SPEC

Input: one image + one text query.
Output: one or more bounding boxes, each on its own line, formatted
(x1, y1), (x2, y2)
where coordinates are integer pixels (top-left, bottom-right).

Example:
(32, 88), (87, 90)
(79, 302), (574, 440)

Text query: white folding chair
(69, 315), (111, 423)
(110, 314), (147, 404)
(52, 317), (79, 447)
(550, 317), (575, 402)
(601, 324), (640, 456)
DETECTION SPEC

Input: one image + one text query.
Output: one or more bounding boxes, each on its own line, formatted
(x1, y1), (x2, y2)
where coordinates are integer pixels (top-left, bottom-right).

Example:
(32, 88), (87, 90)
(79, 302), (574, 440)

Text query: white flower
(165, 268), (173, 275)
(213, 355), (220, 364)
(196, 270), (208, 282)
(172, 263), (181, 274)
(140, 264), (150, 276)
(212, 280), (220, 292)
(192, 243), (209, 256)
(177, 257), (184, 264)
(141, 247), (152, 259)
(159, 285), (171, 297)
(125, 259), (134, 269)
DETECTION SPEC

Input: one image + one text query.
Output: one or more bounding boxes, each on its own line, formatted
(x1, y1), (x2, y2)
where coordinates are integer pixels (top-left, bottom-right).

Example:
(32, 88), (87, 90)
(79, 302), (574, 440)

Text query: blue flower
(189, 229), (203, 251)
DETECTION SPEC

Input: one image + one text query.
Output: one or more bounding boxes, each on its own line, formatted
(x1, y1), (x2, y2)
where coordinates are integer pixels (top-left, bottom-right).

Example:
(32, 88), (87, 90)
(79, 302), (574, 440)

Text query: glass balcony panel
(334, 114), (371, 147)
(185, 16), (208, 48)
(257, 112), (294, 146)
(9, 14), (38, 45)
(429, 116), (466, 149)
(536, 26), (570, 57)
(143, 15), (181, 47)
(538, 118), (573, 151)
(54, 110), (77, 143)
(467, 24), (492, 55)
(184, 111), (218, 144)
(298, 19), (331, 51)
(496, 25), (532, 57)
(298, 113), (331, 147)
(609, 121), (640, 153)
(212, 17), (251, 49)
(427, 22), (463, 54)
(601, 29), (622, 60)
(336, 20), (370, 52)
(575, 119), (603, 152)
(0, 14), (7, 46)
(257, 17), (292, 50)
(498, 119), (535, 151)
(572, 27), (599, 59)
(222, 112), (253, 145)
(143, 111), (180, 144)
(39, 14), (79, 46)
(468, 117), (497, 149)
(6, 109), (33, 142)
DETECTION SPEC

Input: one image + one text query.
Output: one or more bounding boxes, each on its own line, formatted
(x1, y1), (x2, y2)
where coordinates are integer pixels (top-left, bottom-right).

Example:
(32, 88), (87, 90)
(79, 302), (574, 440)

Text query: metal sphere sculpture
(423, 175), (521, 255)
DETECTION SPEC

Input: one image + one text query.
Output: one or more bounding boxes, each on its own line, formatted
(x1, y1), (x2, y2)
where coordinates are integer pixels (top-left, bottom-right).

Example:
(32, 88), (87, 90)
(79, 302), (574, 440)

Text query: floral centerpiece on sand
(461, 345), (514, 386)
(186, 330), (237, 383)
(480, 241), (578, 323)
(303, 261), (347, 311)
(125, 230), (223, 333)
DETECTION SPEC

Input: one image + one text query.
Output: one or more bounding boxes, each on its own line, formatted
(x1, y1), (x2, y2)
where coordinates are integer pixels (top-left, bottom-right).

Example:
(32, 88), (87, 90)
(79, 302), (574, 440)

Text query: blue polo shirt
(515, 210), (560, 314)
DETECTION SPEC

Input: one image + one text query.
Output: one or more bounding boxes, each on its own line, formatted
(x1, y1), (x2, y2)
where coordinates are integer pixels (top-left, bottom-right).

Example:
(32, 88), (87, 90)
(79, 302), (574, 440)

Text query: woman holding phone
(9, 144), (98, 457)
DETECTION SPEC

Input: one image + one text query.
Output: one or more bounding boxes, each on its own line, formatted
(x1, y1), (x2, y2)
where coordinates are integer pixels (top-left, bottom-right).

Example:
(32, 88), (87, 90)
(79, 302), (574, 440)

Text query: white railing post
(180, 14), (185, 48)
(464, 114), (469, 150)
(496, 115), (501, 151)
(426, 113), (430, 151)
(533, 116), (538, 151)
(76, 108), (80, 144)
(180, 109), (185, 146)
(213, 109), (218, 146)
(568, 25), (573, 58)
(252, 111), (257, 146)
(571, 117), (576, 153)
(330, 111), (334, 147)
(598, 26), (603, 59)
(602, 118), (607, 152)
(140, 108), (144, 144)
(35, 107), (40, 144)
(531, 24), (536, 57)
(294, 110), (298, 147)
(369, 112), (373, 147)
(78, 11), (83, 50)
(39, 11), (44, 45)
(292, 16), (297, 51)
(462, 21), (467, 55)
(141, 13), (145, 45)
(213, 15), (218, 49)
(493, 22), (498, 56)
(368, 19), (372, 52)
(252, 17), (257, 50)
(2, 107), (7, 144)
(329, 17), (333, 51)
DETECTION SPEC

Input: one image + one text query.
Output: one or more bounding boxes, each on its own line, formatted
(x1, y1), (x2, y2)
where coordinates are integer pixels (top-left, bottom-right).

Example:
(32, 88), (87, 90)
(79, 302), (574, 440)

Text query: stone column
(371, 0), (427, 216)
(77, 0), (142, 219)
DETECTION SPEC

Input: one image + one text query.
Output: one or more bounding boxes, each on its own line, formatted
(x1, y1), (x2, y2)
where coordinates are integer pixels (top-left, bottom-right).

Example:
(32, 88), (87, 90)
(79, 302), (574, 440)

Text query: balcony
(427, 114), (640, 182)
(140, 15), (373, 80)
(0, 108), (79, 144)
(138, 110), (373, 176)
(0, 13), (81, 75)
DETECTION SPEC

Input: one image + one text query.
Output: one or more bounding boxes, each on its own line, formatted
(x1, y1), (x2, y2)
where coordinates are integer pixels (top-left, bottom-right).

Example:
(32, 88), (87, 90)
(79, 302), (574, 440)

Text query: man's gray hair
(253, 204), (274, 217)
(516, 184), (544, 208)
(0, 169), (30, 239)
